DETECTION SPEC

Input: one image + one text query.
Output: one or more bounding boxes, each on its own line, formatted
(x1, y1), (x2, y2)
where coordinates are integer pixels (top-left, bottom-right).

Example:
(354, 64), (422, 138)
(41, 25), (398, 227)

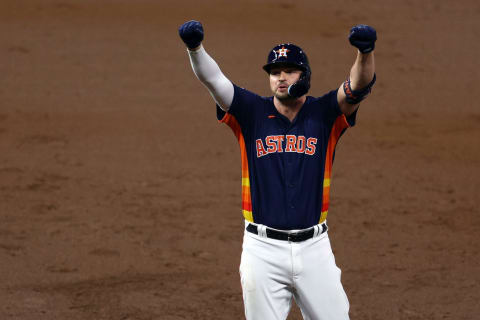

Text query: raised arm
(337, 25), (377, 116)
(179, 20), (234, 112)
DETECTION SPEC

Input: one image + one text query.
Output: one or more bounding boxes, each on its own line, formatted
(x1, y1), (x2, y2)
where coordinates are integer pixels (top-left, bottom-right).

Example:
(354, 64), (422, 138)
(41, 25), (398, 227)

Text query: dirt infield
(1, 0), (479, 319)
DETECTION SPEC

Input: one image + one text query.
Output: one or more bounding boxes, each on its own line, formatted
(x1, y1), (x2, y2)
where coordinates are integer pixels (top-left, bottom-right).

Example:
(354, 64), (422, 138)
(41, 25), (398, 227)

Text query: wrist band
(343, 73), (376, 104)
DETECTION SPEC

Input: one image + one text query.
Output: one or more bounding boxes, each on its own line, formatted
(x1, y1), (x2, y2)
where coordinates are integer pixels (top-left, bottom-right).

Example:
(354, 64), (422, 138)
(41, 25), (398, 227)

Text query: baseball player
(178, 20), (376, 320)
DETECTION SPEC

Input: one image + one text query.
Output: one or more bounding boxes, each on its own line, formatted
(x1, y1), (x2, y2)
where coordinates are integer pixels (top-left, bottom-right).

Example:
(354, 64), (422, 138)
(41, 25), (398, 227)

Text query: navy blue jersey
(217, 84), (356, 230)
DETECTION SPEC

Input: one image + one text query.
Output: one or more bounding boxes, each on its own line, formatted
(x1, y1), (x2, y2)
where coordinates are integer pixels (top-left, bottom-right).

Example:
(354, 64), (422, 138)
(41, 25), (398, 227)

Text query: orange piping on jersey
(320, 114), (350, 223)
(220, 113), (253, 222)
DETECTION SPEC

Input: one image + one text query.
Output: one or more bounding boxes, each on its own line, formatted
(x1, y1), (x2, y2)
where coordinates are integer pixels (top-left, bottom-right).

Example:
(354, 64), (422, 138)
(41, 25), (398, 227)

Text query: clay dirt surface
(0, 0), (479, 319)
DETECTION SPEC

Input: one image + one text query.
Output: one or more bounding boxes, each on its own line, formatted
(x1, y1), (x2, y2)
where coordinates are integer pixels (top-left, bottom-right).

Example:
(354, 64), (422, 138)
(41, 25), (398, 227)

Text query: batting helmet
(262, 43), (310, 74)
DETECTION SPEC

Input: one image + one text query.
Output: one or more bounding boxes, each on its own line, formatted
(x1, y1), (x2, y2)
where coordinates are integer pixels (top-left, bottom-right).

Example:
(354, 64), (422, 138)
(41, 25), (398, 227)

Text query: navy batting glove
(348, 24), (377, 54)
(178, 20), (204, 49)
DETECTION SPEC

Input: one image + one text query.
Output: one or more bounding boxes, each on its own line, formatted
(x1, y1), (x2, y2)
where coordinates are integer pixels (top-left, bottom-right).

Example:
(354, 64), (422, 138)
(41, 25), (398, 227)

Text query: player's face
(269, 66), (302, 100)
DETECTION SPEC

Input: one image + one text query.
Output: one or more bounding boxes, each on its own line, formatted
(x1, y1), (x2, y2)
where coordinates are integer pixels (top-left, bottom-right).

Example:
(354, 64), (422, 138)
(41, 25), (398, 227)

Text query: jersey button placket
(284, 127), (297, 216)
(286, 166), (295, 210)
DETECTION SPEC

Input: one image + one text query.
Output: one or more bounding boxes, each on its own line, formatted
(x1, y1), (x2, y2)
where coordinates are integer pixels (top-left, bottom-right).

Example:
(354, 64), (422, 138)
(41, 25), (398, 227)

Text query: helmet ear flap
(288, 68), (311, 98)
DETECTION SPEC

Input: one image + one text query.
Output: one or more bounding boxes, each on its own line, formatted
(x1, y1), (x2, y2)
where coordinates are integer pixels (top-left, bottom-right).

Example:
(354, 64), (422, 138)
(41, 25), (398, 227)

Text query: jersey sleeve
(216, 84), (264, 133)
(320, 89), (358, 128)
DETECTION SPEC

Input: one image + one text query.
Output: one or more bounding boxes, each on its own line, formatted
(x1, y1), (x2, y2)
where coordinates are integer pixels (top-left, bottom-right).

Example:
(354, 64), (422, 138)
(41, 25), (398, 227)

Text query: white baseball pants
(239, 222), (350, 320)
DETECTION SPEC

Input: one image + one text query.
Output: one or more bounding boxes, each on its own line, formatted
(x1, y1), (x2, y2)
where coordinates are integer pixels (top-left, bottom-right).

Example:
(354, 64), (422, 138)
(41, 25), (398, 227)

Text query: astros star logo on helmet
(275, 46), (290, 57)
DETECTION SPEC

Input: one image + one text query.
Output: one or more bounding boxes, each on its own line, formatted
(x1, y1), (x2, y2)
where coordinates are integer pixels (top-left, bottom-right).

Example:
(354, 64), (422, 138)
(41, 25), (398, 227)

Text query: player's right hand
(178, 20), (204, 49)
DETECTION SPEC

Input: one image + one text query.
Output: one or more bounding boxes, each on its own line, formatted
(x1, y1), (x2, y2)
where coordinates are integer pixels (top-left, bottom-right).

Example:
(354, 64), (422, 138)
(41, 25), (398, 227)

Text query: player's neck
(273, 96), (306, 122)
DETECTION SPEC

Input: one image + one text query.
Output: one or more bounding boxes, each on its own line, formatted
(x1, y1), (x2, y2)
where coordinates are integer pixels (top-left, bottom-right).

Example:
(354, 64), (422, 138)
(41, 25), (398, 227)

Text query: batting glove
(348, 24), (377, 54)
(178, 20), (204, 49)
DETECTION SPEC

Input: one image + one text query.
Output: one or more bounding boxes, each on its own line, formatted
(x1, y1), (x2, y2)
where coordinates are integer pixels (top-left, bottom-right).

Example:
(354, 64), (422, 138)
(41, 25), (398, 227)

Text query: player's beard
(274, 88), (294, 101)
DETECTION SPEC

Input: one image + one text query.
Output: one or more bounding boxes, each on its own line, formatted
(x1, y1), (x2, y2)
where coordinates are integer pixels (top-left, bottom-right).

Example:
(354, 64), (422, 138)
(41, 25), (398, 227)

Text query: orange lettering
(285, 135), (297, 152)
(265, 136), (277, 153)
(296, 136), (306, 153)
(305, 137), (317, 155)
(256, 139), (268, 157)
(274, 135), (285, 152)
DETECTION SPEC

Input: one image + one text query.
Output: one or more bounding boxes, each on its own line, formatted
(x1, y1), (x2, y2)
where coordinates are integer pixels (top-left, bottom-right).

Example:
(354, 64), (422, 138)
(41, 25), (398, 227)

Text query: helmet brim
(263, 61), (308, 74)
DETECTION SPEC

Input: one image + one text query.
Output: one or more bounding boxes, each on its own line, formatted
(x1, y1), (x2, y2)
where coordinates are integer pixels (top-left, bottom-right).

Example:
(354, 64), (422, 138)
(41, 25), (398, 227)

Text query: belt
(246, 223), (328, 242)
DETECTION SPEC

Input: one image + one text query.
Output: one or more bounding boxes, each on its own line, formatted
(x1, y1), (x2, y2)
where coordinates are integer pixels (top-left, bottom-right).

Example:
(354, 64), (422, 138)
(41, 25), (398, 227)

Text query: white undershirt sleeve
(187, 45), (234, 112)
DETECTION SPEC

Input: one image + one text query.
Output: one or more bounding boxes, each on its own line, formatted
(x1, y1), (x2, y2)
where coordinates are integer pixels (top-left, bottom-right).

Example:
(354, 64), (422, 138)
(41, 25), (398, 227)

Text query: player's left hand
(348, 25), (377, 54)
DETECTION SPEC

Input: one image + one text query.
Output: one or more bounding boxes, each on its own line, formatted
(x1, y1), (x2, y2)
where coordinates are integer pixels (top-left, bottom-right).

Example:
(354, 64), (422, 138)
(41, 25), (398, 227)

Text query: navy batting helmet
(262, 43), (310, 74)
